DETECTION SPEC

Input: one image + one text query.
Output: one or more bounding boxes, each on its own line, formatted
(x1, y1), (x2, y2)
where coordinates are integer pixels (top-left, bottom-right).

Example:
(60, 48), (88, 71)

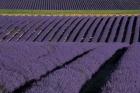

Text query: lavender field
(0, 0), (140, 93)
(0, 16), (139, 44)
(0, 42), (140, 93)
(0, 0), (140, 10)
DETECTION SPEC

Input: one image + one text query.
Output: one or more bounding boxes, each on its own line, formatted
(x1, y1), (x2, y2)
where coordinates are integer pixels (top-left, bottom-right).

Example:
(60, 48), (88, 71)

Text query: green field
(0, 9), (140, 16)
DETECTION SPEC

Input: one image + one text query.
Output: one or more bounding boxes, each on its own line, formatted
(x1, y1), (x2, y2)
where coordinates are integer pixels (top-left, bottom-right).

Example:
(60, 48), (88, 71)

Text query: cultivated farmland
(0, 16), (139, 44)
(0, 0), (140, 93)
(0, 0), (140, 10)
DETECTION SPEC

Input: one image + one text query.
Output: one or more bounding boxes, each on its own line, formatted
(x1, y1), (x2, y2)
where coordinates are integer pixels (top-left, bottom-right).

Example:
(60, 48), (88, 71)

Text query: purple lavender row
(2, 17), (32, 41)
(92, 16), (109, 42)
(75, 17), (96, 42)
(34, 16), (63, 42)
(51, 17), (78, 42)
(83, 16), (103, 42)
(117, 16), (129, 42)
(100, 16), (116, 42)
(66, 17), (89, 42)
(59, 16), (85, 42)
(44, 16), (71, 41)
(27, 16), (54, 41)
(18, 16), (48, 41)
(133, 17), (140, 42)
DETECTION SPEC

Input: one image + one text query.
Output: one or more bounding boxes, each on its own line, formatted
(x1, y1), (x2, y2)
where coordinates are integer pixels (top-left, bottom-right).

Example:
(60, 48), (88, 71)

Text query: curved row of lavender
(0, 42), (129, 93)
(0, 16), (140, 43)
(0, 0), (139, 9)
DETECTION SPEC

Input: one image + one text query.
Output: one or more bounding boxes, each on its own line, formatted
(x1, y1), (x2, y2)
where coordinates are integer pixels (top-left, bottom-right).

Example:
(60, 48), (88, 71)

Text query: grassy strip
(0, 9), (140, 16)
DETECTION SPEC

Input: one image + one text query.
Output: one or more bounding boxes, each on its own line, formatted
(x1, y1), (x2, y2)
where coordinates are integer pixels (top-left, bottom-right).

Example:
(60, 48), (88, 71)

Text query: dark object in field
(102, 43), (140, 93)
